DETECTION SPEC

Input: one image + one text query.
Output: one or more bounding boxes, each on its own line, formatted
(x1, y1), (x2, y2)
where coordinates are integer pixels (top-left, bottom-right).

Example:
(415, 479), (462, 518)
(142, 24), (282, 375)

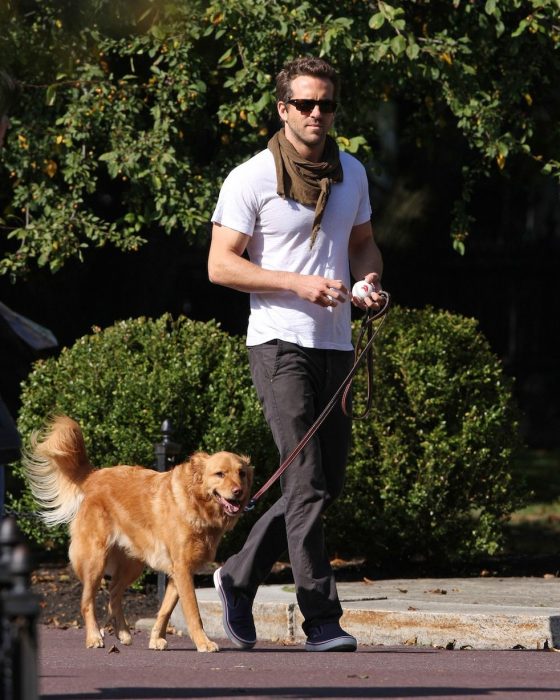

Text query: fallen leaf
(460, 645), (473, 650)
(347, 674), (369, 679)
(363, 577), (375, 584)
(425, 588), (447, 595)
(445, 640), (456, 650)
(404, 636), (417, 646)
(512, 644), (526, 650)
(397, 588), (408, 593)
(330, 558), (347, 568)
(408, 606), (418, 611)
(108, 644), (120, 654)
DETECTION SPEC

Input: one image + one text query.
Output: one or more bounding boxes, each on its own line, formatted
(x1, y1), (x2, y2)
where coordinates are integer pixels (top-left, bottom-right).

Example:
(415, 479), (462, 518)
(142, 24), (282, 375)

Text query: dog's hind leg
(149, 578), (179, 651)
(106, 549), (144, 646)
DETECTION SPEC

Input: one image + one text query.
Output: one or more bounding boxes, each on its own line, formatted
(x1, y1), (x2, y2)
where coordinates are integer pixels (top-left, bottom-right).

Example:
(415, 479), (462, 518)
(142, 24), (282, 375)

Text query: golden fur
(23, 415), (253, 652)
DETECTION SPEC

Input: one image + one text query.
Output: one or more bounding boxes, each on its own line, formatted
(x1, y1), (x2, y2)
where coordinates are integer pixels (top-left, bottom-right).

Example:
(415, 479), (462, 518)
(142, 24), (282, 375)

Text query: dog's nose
(231, 487), (243, 498)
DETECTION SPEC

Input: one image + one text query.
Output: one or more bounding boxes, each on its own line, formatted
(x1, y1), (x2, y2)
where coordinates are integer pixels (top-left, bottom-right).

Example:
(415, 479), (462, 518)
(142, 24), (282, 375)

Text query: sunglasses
(285, 98), (338, 114)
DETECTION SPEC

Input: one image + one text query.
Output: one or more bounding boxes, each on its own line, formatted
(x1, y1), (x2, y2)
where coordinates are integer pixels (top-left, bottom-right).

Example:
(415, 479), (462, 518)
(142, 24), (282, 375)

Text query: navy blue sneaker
(305, 622), (357, 652)
(213, 567), (256, 649)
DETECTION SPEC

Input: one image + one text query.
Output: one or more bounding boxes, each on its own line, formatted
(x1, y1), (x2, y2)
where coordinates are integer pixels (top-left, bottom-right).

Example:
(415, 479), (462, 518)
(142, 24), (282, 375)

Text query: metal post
(153, 420), (181, 601)
(0, 395), (22, 518)
(1, 516), (39, 700)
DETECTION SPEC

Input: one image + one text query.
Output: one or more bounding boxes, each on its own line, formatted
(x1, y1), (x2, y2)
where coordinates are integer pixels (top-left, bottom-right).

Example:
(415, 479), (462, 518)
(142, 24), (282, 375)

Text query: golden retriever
(22, 415), (253, 652)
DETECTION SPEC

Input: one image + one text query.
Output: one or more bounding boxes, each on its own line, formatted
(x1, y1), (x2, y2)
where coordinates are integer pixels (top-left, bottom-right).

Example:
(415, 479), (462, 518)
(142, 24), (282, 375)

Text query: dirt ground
(31, 562), (162, 630)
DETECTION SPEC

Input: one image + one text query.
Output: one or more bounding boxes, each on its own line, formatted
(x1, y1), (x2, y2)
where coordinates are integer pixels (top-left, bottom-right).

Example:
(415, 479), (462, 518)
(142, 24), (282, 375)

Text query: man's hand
(351, 272), (384, 311)
(291, 275), (348, 308)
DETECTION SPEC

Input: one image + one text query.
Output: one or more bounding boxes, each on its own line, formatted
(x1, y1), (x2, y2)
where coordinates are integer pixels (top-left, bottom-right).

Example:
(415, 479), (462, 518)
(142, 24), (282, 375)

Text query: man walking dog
(208, 56), (384, 652)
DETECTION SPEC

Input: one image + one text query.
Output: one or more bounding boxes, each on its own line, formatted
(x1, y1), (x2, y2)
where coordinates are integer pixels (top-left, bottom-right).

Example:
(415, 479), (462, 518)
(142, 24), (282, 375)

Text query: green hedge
(8, 307), (524, 566)
(326, 305), (524, 565)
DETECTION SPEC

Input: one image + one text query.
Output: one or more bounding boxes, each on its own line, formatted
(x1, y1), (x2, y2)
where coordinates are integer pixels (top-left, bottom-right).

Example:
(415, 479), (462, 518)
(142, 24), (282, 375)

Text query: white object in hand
(352, 281), (374, 299)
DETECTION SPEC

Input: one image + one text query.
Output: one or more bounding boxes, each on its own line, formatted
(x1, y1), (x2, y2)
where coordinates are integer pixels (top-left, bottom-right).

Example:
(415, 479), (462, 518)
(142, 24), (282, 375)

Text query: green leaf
(406, 42), (420, 60)
(390, 35), (406, 55)
(453, 238), (466, 256)
(253, 92), (271, 112)
(511, 19), (529, 37)
(45, 84), (57, 106)
(369, 13), (385, 30)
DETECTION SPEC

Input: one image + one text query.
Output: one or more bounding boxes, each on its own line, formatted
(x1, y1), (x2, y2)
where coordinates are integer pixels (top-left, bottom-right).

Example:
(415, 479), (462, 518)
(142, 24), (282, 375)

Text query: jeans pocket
(248, 341), (281, 386)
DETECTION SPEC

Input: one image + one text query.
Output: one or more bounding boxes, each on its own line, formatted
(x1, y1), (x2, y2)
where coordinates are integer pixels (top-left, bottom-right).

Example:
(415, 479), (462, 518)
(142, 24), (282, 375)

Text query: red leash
(244, 291), (391, 512)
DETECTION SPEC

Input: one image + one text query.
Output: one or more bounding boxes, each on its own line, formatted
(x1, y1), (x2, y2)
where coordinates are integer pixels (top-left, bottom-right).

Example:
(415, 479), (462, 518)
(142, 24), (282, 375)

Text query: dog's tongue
(218, 495), (241, 515)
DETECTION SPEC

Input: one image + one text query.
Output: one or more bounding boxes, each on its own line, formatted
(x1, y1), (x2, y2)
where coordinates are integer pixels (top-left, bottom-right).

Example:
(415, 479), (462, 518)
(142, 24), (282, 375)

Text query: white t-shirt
(212, 147), (372, 350)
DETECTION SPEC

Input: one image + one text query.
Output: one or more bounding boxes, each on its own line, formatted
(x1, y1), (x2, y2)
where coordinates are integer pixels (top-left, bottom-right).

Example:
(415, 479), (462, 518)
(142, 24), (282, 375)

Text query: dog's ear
(188, 452), (209, 484)
(240, 455), (254, 488)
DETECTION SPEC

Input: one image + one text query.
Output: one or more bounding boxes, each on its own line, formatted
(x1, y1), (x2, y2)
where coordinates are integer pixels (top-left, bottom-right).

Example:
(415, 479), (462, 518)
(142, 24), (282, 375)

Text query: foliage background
(1, 0), (559, 277)
(0, 1), (555, 566)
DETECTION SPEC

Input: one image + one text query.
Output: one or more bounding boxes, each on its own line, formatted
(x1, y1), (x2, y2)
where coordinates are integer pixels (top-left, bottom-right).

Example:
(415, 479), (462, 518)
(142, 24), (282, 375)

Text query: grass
(502, 448), (560, 558)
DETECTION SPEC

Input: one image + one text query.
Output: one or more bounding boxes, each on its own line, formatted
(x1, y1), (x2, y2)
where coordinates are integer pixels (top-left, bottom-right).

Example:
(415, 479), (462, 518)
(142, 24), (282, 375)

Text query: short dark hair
(275, 57), (340, 104)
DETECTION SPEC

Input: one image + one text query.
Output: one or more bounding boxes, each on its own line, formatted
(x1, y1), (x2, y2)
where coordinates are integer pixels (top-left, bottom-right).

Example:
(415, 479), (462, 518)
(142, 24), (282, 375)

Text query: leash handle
(245, 291), (391, 512)
(341, 294), (389, 419)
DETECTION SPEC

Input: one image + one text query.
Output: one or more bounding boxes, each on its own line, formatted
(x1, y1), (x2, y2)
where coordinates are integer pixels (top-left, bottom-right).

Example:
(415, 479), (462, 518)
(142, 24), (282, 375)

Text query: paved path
(36, 576), (560, 699)
(39, 627), (560, 700)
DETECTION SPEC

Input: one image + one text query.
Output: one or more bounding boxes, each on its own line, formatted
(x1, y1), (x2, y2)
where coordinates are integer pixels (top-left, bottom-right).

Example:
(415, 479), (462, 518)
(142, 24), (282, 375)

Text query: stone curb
(135, 577), (560, 651)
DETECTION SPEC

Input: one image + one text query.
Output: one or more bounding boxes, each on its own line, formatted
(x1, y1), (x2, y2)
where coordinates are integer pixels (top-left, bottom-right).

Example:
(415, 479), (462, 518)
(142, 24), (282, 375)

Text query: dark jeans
(220, 339), (353, 634)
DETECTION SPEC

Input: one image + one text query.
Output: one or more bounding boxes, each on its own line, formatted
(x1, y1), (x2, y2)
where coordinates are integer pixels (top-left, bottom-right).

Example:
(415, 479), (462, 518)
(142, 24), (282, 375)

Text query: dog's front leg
(149, 578), (179, 651)
(174, 564), (219, 652)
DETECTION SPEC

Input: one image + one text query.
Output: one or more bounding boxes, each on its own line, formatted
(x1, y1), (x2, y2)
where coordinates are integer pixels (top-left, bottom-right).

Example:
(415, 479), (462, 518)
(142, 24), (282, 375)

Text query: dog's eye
(215, 471), (225, 478)
(239, 470), (246, 478)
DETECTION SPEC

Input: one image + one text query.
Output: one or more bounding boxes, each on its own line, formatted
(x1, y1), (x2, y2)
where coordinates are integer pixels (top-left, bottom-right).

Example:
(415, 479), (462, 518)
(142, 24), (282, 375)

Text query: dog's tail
(22, 415), (94, 527)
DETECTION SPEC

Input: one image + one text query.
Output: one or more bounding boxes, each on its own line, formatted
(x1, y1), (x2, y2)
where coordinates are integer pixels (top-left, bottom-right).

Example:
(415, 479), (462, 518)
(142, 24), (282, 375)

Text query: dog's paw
(118, 631), (133, 646)
(196, 640), (220, 653)
(86, 635), (105, 649)
(149, 637), (169, 651)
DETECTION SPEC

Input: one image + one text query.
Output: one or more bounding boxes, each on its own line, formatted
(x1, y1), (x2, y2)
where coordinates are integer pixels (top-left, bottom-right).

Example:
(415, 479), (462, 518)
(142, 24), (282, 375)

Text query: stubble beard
(287, 121), (328, 151)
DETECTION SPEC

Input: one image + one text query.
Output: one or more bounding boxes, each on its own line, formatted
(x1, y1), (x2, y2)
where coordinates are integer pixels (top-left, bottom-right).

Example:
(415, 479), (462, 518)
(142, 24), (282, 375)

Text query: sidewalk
(135, 576), (560, 650)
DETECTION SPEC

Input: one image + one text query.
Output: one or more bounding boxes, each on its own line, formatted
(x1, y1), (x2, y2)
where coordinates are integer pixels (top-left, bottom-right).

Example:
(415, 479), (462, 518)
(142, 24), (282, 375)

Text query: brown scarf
(268, 129), (343, 248)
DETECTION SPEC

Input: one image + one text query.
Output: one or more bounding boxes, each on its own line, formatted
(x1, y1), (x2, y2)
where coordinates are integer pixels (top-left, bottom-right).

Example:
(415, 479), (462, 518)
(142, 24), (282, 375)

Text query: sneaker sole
(213, 568), (256, 650)
(305, 636), (357, 652)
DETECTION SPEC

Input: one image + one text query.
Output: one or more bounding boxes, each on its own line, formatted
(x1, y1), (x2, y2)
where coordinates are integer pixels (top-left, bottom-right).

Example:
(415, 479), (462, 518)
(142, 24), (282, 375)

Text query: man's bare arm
(208, 223), (348, 307)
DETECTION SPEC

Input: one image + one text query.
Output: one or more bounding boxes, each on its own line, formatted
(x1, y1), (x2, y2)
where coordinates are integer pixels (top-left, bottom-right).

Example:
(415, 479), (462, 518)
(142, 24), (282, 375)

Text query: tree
(1, 0), (559, 277)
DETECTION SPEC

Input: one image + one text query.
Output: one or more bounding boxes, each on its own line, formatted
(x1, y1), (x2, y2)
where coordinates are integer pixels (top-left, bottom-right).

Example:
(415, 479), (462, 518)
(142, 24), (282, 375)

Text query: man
(208, 56), (384, 652)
